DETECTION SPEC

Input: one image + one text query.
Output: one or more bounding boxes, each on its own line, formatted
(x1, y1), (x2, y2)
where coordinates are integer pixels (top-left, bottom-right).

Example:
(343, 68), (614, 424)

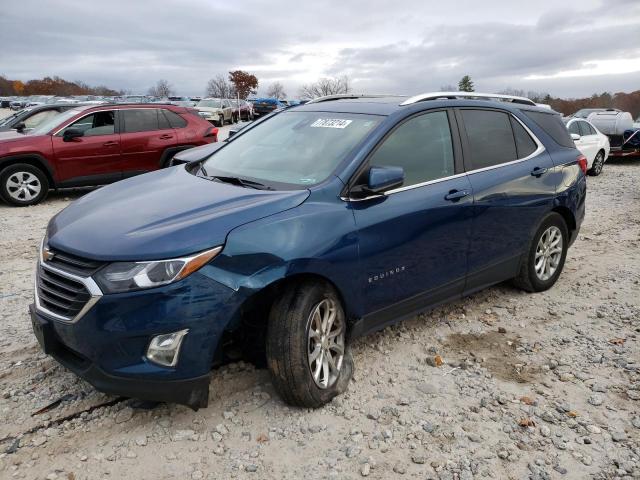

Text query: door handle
(159, 134), (173, 140)
(103, 141), (118, 146)
(444, 189), (469, 201)
(530, 167), (548, 177)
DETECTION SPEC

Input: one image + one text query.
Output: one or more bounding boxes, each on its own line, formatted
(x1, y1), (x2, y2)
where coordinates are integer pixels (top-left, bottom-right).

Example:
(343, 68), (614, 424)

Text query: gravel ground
(0, 158), (639, 480)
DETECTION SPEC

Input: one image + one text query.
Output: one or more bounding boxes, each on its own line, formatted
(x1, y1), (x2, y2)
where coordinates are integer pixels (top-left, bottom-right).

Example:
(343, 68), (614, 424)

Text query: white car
(563, 117), (610, 176)
(195, 98), (235, 127)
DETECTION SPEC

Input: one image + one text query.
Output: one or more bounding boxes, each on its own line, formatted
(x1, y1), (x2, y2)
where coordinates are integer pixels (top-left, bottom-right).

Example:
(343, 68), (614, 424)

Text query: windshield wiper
(209, 175), (274, 190)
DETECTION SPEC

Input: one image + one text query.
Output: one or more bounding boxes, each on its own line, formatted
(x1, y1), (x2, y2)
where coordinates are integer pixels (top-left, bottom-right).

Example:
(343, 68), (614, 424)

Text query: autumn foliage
(548, 91), (640, 118)
(0, 75), (121, 97)
(228, 70), (258, 99)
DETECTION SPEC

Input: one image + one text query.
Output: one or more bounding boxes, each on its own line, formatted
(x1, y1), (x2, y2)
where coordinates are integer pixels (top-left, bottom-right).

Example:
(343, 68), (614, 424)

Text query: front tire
(513, 212), (568, 292)
(266, 281), (353, 408)
(588, 151), (605, 176)
(217, 115), (225, 127)
(0, 163), (49, 206)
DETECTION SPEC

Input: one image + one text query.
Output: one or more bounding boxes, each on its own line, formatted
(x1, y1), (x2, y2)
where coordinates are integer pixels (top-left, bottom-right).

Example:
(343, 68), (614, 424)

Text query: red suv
(0, 104), (218, 206)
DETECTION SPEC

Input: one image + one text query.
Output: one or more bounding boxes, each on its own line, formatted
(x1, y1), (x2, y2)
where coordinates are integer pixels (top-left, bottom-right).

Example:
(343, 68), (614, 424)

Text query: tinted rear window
(521, 110), (574, 148)
(510, 117), (538, 158)
(162, 109), (187, 128)
(461, 110), (517, 170)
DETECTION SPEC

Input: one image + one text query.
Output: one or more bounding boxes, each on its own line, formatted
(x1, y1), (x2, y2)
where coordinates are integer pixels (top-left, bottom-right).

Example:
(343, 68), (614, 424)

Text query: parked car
(0, 104), (80, 133)
(586, 110), (640, 160)
(0, 104), (217, 206)
(232, 100), (254, 121)
(28, 92), (586, 409)
(571, 108), (620, 119)
(249, 97), (286, 117)
(10, 99), (28, 110)
(195, 98), (235, 126)
(563, 117), (610, 176)
(1, 98), (11, 109)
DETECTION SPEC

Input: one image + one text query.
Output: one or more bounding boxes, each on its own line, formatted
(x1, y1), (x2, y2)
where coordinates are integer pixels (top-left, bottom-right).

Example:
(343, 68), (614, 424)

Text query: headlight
(94, 246), (222, 293)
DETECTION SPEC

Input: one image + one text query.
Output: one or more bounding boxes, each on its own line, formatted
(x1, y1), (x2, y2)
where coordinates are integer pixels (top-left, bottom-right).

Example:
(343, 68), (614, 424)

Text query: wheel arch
(158, 145), (196, 168)
(231, 272), (350, 330)
(551, 205), (576, 233)
(0, 154), (56, 187)
(214, 271), (352, 368)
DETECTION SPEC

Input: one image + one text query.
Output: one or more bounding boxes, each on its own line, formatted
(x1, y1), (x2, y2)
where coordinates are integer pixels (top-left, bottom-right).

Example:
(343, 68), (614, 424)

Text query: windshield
(201, 111), (381, 188)
(28, 108), (83, 135)
(198, 100), (221, 108)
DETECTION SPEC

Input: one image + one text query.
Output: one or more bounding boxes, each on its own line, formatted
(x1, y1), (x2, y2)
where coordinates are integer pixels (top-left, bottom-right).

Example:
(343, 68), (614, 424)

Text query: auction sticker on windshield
(310, 118), (353, 129)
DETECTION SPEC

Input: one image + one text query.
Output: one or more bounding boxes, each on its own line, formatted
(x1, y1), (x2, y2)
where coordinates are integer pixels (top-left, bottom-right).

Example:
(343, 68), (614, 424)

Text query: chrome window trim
(34, 239), (103, 323)
(342, 111), (545, 201)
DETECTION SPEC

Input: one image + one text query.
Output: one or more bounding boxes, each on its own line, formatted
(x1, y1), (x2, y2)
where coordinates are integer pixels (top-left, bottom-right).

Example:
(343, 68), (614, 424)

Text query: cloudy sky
(1, 0), (639, 98)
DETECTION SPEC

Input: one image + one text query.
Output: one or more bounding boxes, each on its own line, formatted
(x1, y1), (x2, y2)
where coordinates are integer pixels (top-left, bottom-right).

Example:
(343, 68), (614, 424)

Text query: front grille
(37, 266), (92, 319)
(45, 248), (104, 276)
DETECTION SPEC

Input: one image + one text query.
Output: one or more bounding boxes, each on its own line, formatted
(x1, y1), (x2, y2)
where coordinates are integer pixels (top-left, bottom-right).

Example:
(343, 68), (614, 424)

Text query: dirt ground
(0, 158), (638, 480)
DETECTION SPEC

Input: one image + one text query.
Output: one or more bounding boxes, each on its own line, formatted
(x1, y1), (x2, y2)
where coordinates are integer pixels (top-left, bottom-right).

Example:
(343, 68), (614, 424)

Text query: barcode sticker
(310, 118), (353, 129)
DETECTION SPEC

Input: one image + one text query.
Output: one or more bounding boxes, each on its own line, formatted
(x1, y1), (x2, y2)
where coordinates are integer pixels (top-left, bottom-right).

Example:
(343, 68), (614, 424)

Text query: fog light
(146, 329), (189, 367)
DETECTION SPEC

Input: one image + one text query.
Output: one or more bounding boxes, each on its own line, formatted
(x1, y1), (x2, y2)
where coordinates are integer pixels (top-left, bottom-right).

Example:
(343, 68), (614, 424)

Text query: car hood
(0, 131), (26, 141)
(48, 166), (310, 261)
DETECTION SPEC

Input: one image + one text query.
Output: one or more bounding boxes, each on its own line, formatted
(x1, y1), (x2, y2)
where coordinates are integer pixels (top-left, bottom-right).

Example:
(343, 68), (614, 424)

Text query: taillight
(577, 154), (587, 174)
(205, 127), (218, 142)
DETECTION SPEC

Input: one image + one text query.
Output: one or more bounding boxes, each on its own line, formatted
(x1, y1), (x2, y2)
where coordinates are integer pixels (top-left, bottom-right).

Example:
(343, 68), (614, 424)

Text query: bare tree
(439, 84), (456, 92)
(147, 79), (173, 97)
(499, 88), (550, 103)
(205, 75), (235, 98)
(298, 75), (351, 100)
(266, 81), (287, 100)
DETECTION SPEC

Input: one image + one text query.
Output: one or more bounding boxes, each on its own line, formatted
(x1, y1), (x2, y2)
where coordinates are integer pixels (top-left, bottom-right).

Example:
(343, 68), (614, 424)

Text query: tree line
(2, 72), (638, 118)
(0, 75), (121, 97)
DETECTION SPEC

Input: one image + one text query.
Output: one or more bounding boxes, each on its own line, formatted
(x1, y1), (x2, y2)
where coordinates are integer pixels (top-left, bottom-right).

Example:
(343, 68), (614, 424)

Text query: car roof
(294, 95), (555, 116)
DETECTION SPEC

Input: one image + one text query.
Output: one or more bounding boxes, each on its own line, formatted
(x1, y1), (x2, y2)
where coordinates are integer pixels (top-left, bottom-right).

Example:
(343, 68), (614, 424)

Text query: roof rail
(400, 91), (537, 107)
(306, 93), (401, 104)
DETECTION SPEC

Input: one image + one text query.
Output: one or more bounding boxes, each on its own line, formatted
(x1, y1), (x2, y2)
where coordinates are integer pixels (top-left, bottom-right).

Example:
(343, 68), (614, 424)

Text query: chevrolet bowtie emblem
(43, 248), (55, 262)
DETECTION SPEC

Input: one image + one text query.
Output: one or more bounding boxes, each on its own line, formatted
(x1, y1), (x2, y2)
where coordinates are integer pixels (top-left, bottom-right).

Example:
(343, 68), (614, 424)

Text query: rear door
(352, 110), (473, 332)
(457, 108), (556, 292)
(577, 121), (599, 166)
(119, 108), (178, 175)
(52, 110), (121, 184)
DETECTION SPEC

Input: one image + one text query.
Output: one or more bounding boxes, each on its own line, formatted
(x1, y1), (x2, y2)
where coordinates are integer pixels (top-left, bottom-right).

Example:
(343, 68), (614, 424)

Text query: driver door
(351, 110), (473, 333)
(52, 110), (122, 185)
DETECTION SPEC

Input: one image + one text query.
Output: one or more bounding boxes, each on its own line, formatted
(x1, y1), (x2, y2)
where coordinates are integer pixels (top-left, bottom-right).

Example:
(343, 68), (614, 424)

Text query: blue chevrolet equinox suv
(30, 92), (587, 409)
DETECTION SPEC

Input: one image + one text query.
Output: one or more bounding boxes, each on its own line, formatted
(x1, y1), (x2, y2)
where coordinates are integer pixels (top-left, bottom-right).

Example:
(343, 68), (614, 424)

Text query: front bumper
(30, 266), (246, 409)
(30, 304), (210, 408)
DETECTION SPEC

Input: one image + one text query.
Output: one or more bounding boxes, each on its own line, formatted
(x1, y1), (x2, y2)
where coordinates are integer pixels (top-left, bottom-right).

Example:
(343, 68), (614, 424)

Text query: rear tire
(513, 212), (568, 292)
(0, 163), (49, 206)
(588, 151), (605, 176)
(266, 281), (353, 408)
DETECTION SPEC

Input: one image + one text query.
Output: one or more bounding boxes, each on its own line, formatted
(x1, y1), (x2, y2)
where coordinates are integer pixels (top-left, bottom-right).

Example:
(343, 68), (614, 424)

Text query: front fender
(207, 190), (362, 319)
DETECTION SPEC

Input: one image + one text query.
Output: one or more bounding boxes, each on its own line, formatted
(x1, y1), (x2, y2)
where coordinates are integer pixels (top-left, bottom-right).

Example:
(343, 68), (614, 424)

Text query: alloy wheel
(534, 226), (563, 281)
(593, 153), (604, 175)
(307, 298), (345, 389)
(6, 171), (41, 202)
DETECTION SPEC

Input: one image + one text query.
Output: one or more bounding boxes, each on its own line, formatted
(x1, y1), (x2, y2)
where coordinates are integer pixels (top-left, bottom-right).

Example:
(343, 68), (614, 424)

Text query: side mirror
(14, 122), (26, 133)
(63, 128), (84, 142)
(367, 166), (404, 193)
(570, 133), (581, 141)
